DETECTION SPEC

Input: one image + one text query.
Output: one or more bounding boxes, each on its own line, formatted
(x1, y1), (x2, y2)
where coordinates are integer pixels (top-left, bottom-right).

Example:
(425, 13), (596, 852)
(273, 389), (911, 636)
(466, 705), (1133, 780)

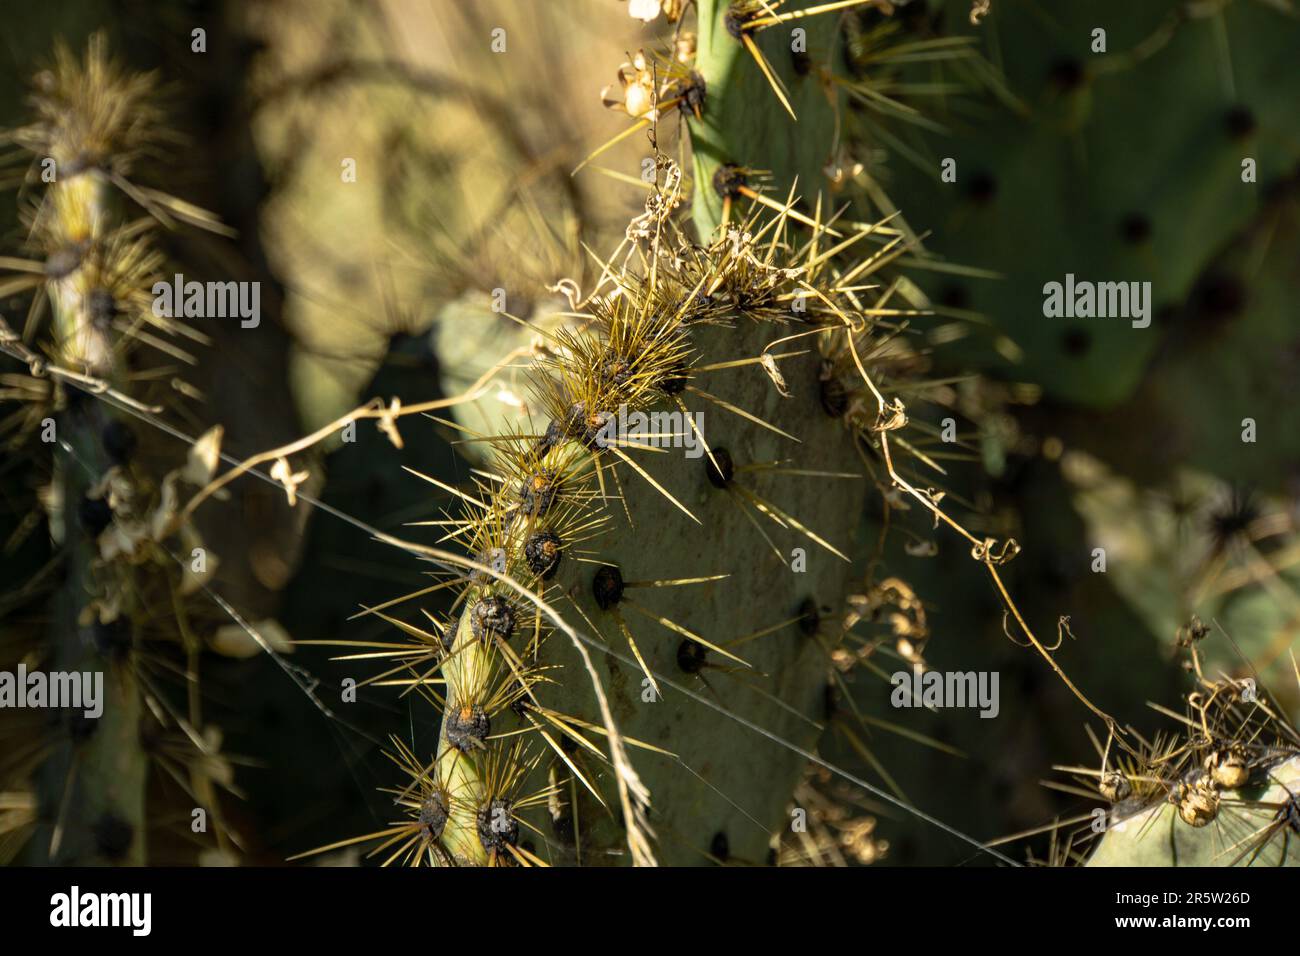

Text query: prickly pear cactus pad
(1077, 663), (1300, 868)
(878, 0), (1300, 407)
(2, 0), (1300, 903)
(1086, 757), (1300, 867)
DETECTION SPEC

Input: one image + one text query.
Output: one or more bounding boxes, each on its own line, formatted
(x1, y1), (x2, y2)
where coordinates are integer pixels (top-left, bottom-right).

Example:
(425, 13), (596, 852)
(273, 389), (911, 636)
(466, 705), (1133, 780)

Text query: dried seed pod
(1175, 615), (1210, 647)
(1206, 748), (1250, 789)
(1172, 771), (1220, 828)
(1098, 771), (1131, 804)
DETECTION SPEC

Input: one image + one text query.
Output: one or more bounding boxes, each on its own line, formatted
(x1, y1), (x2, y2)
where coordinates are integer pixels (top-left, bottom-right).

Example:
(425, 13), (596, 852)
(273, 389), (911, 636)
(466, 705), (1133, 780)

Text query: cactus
(792, 0), (1300, 862)
(326, 169), (886, 865)
(1086, 757), (1300, 867)
(856, 3), (1300, 665)
(291, 1), (904, 866)
(279, 0), (1132, 869)
(0, 34), (240, 865)
(4, 35), (159, 864)
(1074, 644), (1300, 867)
(876, 0), (1300, 408)
(4, 0), (1292, 874)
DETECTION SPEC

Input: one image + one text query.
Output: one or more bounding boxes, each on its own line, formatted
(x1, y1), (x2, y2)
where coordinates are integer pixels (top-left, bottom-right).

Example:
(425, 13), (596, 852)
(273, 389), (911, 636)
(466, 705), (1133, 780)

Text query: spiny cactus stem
(39, 170), (148, 865)
(431, 432), (623, 866)
(48, 174), (110, 370)
(436, 602), (494, 865)
(43, 403), (147, 865)
(689, 0), (837, 237)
